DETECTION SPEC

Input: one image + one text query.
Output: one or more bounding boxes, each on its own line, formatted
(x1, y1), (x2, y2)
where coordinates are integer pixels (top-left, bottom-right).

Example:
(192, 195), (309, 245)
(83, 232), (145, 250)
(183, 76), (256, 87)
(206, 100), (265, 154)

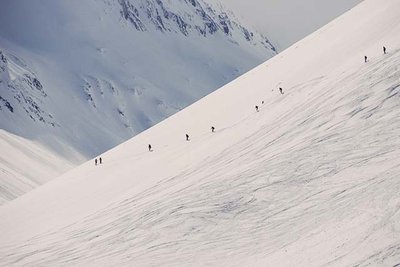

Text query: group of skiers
(365, 46), (387, 62)
(94, 157), (102, 166)
(95, 46), (390, 166)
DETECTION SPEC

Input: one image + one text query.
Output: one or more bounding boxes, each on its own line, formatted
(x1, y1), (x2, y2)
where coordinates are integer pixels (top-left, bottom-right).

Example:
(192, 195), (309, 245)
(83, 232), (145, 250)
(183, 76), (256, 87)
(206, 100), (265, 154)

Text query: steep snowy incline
(1, 0), (400, 266)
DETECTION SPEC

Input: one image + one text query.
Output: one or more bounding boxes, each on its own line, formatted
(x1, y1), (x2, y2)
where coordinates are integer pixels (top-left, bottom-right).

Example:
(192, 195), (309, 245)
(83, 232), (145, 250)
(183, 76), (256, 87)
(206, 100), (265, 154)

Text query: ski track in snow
(1, 45), (400, 267)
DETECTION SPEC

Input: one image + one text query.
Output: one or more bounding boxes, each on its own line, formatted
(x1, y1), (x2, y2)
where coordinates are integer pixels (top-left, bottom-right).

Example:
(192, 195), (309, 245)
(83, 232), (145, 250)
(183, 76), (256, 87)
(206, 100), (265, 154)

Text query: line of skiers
(95, 81), (287, 164)
(95, 46), (390, 165)
(95, 127), (216, 164)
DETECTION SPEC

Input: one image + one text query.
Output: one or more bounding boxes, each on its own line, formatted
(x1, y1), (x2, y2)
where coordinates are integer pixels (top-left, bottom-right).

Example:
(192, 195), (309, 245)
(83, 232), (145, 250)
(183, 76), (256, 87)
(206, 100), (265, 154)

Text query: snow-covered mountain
(0, 0), (276, 160)
(1, 0), (399, 265)
(0, 0), (276, 203)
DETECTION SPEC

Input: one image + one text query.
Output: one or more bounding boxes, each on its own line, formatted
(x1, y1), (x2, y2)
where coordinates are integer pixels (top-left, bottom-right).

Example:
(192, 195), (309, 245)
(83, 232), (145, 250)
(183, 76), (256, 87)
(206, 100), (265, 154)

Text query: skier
(383, 46), (387, 54)
(186, 134), (190, 141)
(148, 144), (152, 152)
(211, 126), (215, 133)
(95, 158), (98, 166)
(279, 87), (284, 94)
(255, 105), (259, 112)
(364, 56), (368, 63)
(99, 157), (102, 164)
(262, 101), (264, 104)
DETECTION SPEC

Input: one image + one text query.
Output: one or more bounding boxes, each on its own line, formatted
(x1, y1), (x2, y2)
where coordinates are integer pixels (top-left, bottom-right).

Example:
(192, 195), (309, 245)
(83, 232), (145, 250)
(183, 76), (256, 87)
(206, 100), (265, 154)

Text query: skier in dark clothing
(279, 87), (284, 94)
(148, 144), (152, 152)
(186, 134), (190, 141)
(364, 56), (368, 63)
(99, 157), (102, 164)
(255, 105), (259, 112)
(95, 158), (98, 166)
(211, 126), (215, 133)
(262, 101), (264, 104)
(383, 46), (387, 54)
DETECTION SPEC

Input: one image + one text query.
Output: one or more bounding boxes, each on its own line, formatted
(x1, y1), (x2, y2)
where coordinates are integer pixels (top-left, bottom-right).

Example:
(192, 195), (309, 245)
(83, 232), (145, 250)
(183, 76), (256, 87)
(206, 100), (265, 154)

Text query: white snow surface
(1, 0), (400, 266)
(0, 130), (77, 205)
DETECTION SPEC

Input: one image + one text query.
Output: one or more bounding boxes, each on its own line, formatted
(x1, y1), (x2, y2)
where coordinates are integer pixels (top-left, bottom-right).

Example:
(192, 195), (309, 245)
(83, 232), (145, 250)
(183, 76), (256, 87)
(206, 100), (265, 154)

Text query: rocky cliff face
(116, 0), (275, 50)
(0, 51), (55, 127)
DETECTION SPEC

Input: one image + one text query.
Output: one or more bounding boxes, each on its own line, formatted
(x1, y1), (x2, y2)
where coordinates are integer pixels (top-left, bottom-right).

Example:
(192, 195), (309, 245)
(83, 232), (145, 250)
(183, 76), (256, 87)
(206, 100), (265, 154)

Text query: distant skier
(99, 157), (102, 164)
(255, 105), (259, 112)
(262, 101), (264, 104)
(211, 126), (215, 133)
(364, 56), (368, 63)
(186, 134), (190, 141)
(279, 87), (284, 94)
(148, 144), (152, 152)
(383, 46), (387, 54)
(95, 158), (98, 166)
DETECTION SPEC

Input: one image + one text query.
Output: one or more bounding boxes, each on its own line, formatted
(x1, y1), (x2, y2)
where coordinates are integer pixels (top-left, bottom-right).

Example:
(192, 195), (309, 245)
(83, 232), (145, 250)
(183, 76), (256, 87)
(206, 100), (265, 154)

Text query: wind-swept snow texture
(1, 0), (400, 266)
(0, 0), (276, 160)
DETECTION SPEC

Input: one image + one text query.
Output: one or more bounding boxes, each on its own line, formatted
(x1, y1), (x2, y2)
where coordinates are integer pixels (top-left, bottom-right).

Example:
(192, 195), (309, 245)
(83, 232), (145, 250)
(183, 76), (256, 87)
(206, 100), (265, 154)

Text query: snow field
(1, 0), (400, 265)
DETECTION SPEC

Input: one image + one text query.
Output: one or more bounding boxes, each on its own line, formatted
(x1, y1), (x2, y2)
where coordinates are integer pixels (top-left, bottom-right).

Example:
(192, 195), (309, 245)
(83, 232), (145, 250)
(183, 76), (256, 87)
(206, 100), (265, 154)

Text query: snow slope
(1, 0), (400, 265)
(0, 130), (78, 205)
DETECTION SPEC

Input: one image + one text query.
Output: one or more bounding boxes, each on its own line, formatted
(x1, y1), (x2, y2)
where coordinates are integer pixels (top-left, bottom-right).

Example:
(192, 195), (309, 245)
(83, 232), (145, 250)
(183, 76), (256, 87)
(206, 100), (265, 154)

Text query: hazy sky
(217, 0), (363, 50)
